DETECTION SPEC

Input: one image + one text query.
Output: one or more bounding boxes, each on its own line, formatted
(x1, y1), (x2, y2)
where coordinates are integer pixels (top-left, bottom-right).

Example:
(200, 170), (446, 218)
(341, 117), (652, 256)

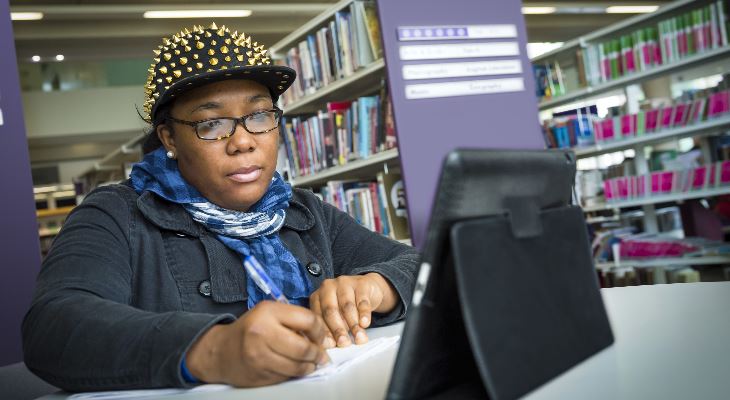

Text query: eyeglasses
(166, 108), (283, 141)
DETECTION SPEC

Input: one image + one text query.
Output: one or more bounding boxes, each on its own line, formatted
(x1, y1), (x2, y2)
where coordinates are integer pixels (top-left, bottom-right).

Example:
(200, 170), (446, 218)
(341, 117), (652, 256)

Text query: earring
(166, 150), (175, 159)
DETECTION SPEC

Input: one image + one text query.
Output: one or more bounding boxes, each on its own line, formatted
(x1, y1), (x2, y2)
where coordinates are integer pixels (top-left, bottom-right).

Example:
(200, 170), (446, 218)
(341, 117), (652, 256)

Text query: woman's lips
(227, 167), (262, 183)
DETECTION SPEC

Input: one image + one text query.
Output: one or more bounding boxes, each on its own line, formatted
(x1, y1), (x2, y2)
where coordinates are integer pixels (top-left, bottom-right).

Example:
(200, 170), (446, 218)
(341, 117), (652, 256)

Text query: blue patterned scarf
(130, 147), (312, 309)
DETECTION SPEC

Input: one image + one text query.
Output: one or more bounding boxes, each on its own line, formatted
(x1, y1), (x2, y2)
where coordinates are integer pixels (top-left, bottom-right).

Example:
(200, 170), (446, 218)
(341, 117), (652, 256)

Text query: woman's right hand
(185, 301), (330, 387)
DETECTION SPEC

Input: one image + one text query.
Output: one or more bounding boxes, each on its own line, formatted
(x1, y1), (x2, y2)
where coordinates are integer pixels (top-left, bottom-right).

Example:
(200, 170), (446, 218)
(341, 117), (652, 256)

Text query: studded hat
(141, 22), (296, 152)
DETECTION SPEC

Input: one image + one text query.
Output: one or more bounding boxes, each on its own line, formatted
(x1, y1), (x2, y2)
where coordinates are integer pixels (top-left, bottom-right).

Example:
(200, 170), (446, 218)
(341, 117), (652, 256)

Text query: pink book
(707, 91), (730, 118)
(621, 114), (636, 137)
(642, 42), (653, 67)
(628, 176), (635, 199)
(617, 177), (629, 200)
(651, 172), (661, 194)
(678, 29), (687, 58)
(672, 103), (690, 127)
(692, 166), (709, 190)
(604, 179), (614, 202)
(593, 119), (605, 142)
(660, 105), (674, 129)
(653, 40), (663, 66)
(721, 161), (730, 186)
(602, 52), (611, 82)
(689, 99), (706, 123)
(637, 175), (646, 197)
(601, 119), (616, 141)
(660, 171), (674, 193)
(645, 108), (660, 132)
(621, 115), (636, 137)
(623, 47), (636, 74)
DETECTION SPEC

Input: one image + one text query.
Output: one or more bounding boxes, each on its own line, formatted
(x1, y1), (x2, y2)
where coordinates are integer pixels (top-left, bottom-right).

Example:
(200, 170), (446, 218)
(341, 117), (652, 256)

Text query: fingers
(354, 283), (373, 329)
(318, 281), (352, 347)
(268, 325), (330, 366)
(268, 301), (327, 346)
(261, 345), (318, 378)
(309, 295), (336, 348)
(338, 284), (369, 345)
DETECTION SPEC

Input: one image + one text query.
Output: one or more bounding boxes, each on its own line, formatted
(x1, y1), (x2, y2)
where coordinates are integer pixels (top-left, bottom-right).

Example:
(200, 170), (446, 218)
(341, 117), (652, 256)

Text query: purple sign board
(377, 0), (545, 249)
(0, 0), (42, 366)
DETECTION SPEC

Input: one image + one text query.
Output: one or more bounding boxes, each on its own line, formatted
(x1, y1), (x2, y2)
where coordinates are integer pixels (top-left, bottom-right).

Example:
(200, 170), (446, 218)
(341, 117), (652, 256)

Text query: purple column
(377, 0), (545, 248)
(0, 0), (42, 366)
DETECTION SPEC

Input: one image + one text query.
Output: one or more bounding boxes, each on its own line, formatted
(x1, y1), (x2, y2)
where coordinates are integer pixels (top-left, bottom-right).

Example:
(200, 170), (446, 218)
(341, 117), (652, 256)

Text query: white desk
(42, 282), (730, 400)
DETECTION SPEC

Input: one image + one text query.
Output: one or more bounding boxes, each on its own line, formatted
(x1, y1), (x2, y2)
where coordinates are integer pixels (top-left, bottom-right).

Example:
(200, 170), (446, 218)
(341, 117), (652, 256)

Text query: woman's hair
(141, 101), (174, 154)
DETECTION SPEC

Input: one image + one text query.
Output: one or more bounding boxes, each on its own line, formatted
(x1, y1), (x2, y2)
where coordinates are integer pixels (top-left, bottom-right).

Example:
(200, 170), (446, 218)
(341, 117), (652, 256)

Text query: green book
(636, 111), (645, 136)
(609, 39), (621, 79)
(685, 12), (695, 55)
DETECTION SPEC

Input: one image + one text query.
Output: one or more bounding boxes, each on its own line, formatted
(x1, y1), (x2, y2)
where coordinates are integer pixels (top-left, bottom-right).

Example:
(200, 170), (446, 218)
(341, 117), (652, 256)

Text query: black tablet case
(386, 149), (614, 400)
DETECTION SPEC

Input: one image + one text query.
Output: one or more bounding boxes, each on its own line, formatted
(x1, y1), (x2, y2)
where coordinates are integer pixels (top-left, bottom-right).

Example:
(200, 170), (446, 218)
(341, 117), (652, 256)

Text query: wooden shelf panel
(290, 148), (400, 187)
(583, 186), (730, 212)
(37, 206), (75, 219)
(283, 59), (386, 116)
(572, 116), (730, 159)
(596, 255), (730, 269)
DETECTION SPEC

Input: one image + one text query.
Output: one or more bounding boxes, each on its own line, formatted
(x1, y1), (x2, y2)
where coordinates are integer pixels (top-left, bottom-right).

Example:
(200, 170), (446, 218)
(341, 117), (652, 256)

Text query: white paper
(399, 42), (519, 61)
(68, 384), (230, 400)
(66, 337), (401, 398)
(398, 24), (517, 41)
(405, 77), (525, 100)
(303, 335), (401, 380)
(402, 59), (522, 80)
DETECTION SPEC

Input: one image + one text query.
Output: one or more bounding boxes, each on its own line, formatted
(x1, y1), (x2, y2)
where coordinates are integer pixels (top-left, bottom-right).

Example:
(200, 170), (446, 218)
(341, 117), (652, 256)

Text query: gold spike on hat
(142, 22), (293, 122)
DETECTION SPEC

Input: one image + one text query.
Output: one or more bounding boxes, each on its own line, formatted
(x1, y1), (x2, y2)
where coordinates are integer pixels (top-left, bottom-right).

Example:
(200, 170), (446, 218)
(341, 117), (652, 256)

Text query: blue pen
(246, 255), (332, 367)
(243, 255), (290, 304)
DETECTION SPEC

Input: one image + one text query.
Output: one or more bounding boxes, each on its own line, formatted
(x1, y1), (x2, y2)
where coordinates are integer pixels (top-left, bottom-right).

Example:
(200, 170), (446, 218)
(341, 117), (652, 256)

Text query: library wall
(0, 0), (42, 366)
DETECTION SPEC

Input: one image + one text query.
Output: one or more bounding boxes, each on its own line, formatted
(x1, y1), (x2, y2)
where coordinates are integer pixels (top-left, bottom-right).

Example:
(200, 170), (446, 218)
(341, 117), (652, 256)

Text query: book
(377, 171), (410, 240)
(351, 1), (375, 68)
(282, 95), (396, 179)
(361, 1), (383, 60)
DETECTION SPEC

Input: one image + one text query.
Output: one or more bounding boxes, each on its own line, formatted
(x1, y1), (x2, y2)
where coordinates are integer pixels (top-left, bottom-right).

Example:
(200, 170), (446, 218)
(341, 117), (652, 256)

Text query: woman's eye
(203, 120), (223, 128)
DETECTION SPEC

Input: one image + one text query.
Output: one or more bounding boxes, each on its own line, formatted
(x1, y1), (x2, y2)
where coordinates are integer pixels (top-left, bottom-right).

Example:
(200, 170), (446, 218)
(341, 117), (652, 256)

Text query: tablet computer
(386, 148), (613, 399)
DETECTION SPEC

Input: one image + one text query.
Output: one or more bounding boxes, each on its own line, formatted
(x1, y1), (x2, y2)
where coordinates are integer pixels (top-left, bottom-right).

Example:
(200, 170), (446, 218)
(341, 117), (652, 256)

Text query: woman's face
(157, 79), (280, 211)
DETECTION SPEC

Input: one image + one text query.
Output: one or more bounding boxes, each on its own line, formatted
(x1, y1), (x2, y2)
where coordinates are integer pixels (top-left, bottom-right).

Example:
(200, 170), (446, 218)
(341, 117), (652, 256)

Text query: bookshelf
(574, 115), (730, 158)
(596, 255), (730, 269)
(290, 148), (399, 187)
(539, 46), (730, 111)
(583, 186), (730, 212)
(271, 0), (408, 241)
(269, 0), (357, 57)
(537, 0), (730, 281)
(532, 0), (716, 64)
(281, 59), (385, 115)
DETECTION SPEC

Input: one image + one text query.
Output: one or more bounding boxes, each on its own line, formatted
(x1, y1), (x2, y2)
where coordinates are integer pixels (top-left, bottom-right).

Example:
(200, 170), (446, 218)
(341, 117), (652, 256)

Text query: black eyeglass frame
(166, 108), (283, 141)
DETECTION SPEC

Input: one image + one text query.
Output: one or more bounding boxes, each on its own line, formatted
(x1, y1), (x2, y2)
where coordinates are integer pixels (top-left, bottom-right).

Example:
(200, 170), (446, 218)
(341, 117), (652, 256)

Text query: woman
(22, 23), (418, 390)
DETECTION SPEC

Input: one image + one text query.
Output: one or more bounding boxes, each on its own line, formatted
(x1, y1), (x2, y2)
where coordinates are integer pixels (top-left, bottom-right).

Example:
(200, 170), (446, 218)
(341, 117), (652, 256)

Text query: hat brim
(143, 64), (296, 153)
(152, 64), (296, 118)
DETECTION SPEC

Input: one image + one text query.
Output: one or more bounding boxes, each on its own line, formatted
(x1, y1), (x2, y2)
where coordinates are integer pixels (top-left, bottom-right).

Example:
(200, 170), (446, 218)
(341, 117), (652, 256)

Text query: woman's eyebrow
(247, 94), (272, 104)
(190, 101), (221, 114)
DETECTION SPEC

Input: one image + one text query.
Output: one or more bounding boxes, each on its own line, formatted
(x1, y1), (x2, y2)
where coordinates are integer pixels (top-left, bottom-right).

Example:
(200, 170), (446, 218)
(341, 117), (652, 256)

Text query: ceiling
(10, 0), (673, 167)
(11, 1), (674, 62)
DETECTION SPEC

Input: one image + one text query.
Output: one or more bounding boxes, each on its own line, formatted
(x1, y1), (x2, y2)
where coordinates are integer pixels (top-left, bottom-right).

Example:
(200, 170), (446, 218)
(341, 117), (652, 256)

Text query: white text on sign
(397, 24), (517, 41)
(402, 59), (522, 80)
(405, 77), (525, 99)
(399, 42), (519, 61)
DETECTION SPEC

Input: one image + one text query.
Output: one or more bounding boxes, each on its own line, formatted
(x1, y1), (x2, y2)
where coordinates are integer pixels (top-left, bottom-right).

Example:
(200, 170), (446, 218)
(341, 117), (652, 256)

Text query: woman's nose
(226, 120), (256, 154)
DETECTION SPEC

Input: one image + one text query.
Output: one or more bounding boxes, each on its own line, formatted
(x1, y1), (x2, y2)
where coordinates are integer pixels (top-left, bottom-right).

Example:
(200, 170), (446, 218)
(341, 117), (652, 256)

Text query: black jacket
(22, 183), (419, 391)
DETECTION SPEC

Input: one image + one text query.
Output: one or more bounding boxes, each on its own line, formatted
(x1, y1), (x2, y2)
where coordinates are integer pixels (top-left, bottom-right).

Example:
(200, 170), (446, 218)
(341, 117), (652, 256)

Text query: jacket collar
(135, 189), (315, 234)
